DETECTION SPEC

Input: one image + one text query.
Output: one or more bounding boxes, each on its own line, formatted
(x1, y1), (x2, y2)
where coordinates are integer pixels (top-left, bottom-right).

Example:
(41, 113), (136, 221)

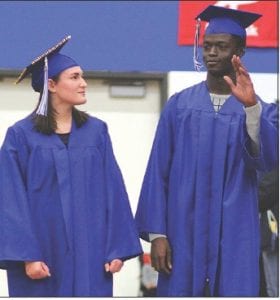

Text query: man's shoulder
(179, 81), (205, 96)
(167, 81), (206, 108)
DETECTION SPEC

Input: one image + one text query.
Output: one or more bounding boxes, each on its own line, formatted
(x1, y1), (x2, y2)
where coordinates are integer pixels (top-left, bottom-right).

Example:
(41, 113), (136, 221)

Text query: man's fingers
(151, 254), (159, 270)
(152, 255), (170, 273)
(158, 254), (170, 274)
(166, 248), (172, 270)
(151, 237), (172, 274)
(238, 66), (250, 78)
(223, 75), (234, 89)
(231, 55), (240, 72)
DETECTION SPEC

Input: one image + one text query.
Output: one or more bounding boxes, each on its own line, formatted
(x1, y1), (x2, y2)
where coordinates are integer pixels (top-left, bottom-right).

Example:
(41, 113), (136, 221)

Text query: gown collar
(197, 81), (245, 115)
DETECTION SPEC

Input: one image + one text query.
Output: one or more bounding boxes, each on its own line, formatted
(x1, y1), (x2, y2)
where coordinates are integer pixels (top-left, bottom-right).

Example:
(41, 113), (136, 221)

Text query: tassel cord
(193, 18), (204, 71)
(36, 57), (49, 116)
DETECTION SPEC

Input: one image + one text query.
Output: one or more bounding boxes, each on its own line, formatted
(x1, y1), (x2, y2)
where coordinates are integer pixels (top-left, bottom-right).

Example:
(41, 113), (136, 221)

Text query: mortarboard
(16, 35), (79, 116)
(193, 5), (262, 71)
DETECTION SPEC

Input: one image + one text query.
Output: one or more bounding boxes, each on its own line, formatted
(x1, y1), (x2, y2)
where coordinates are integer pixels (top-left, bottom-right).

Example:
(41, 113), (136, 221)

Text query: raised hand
(224, 55), (257, 107)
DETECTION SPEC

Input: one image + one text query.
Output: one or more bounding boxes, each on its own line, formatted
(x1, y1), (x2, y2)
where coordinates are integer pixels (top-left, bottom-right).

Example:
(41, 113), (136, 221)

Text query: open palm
(224, 55), (257, 107)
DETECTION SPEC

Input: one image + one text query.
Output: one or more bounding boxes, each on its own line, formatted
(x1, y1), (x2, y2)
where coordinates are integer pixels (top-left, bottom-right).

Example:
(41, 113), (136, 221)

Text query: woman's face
(50, 66), (87, 106)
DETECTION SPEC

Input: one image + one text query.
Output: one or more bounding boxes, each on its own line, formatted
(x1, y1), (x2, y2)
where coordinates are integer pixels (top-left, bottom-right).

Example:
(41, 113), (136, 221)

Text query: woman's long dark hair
(32, 74), (89, 135)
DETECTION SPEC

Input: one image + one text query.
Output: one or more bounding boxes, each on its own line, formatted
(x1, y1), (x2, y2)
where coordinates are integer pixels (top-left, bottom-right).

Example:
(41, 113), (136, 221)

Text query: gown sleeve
(102, 125), (143, 263)
(0, 127), (43, 269)
(243, 100), (278, 172)
(135, 96), (177, 241)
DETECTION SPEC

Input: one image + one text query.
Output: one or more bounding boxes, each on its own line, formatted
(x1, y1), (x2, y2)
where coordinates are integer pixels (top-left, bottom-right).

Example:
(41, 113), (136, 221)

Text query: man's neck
(206, 72), (235, 94)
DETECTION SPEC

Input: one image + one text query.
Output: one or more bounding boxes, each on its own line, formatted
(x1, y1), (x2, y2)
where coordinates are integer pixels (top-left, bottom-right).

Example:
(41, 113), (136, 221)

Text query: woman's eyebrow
(70, 72), (83, 76)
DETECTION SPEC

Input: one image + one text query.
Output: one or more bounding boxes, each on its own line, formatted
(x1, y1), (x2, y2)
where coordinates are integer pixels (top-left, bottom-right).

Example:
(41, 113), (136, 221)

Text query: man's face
(202, 34), (240, 76)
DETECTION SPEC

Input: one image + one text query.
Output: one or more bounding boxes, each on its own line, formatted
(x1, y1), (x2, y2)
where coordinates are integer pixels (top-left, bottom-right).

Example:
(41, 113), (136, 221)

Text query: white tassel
(193, 18), (203, 72)
(36, 57), (49, 116)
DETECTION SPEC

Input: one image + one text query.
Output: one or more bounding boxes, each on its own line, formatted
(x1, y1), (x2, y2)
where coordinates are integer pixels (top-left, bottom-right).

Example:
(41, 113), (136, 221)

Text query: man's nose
(209, 46), (217, 55)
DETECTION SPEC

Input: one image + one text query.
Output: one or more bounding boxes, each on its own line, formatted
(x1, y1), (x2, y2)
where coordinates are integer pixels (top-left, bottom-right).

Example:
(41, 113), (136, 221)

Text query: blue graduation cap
(193, 5), (262, 71)
(16, 35), (78, 116)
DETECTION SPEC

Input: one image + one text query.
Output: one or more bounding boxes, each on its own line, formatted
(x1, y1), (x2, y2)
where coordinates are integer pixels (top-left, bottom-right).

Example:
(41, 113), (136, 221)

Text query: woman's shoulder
(85, 115), (108, 132)
(87, 115), (106, 124)
(2, 115), (34, 148)
(9, 114), (34, 133)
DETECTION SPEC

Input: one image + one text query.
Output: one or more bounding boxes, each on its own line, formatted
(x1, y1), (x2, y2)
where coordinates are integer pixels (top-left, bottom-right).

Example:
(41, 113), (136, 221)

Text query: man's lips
(206, 59), (219, 66)
(206, 60), (219, 65)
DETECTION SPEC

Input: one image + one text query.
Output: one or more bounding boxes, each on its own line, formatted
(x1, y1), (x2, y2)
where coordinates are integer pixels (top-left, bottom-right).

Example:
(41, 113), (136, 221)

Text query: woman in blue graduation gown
(0, 36), (142, 296)
(135, 6), (278, 297)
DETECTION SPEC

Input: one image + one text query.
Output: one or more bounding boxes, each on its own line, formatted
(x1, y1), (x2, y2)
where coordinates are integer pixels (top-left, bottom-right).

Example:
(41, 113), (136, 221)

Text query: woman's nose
(81, 78), (87, 87)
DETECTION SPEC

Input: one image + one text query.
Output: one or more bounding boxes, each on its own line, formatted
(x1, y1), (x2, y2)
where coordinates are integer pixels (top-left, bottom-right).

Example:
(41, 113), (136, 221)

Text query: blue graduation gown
(135, 81), (278, 297)
(0, 115), (142, 296)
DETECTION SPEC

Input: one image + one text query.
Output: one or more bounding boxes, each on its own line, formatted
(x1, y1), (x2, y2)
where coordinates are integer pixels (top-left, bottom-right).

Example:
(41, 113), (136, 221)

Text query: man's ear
(236, 48), (245, 57)
(48, 79), (56, 93)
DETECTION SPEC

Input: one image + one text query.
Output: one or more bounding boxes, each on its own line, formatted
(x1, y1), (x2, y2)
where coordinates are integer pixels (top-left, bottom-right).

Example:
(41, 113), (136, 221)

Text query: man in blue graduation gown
(0, 36), (142, 296)
(135, 5), (278, 297)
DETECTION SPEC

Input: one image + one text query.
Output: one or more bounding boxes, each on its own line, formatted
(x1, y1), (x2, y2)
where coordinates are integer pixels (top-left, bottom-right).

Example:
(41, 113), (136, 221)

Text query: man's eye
(219, 45), (228, 50)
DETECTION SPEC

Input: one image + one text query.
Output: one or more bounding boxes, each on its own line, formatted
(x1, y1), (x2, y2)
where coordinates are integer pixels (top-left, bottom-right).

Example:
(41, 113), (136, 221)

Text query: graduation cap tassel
(36, 57), (49, 116)
(193, 18), (203, 72)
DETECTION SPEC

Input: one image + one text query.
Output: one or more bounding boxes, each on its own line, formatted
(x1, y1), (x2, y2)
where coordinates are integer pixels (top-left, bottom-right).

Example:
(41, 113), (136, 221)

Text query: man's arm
(224, 55), (263, 156)
(244, 102), (262, 156)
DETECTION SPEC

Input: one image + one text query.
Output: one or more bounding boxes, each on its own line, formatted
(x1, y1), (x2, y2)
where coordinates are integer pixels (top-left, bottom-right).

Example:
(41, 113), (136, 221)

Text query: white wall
(168, 71), (278, 104)
(0, 271), (8, 297)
